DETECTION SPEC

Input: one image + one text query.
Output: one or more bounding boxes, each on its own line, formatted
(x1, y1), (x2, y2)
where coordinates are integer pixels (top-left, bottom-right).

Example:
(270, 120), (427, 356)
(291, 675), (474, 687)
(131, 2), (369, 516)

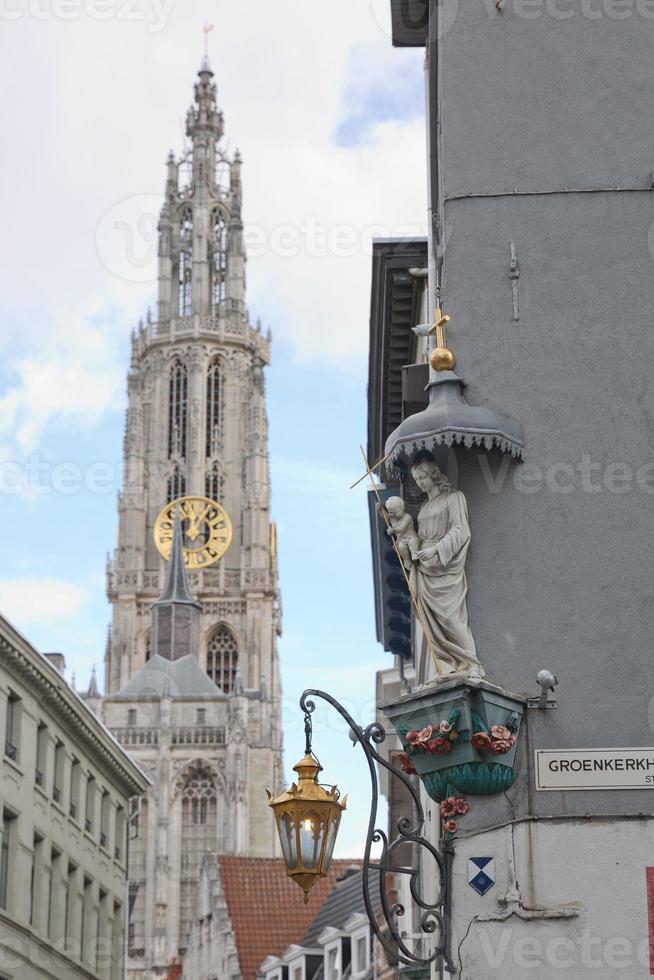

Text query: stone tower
(99, 56), (284, 978)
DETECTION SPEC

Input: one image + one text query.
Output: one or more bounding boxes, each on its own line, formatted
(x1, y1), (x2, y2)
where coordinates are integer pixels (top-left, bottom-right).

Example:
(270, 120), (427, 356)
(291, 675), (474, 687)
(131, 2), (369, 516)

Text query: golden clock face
(154, 496), (233, 570)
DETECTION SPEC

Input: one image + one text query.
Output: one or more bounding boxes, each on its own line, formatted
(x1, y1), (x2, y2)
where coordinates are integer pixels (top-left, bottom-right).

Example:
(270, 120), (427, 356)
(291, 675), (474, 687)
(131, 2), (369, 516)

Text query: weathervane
(203, 23), (214, 59)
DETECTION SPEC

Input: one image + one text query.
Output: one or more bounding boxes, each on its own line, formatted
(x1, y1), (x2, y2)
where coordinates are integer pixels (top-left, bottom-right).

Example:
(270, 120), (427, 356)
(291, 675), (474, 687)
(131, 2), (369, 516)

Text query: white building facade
(0, 615), (149, 980)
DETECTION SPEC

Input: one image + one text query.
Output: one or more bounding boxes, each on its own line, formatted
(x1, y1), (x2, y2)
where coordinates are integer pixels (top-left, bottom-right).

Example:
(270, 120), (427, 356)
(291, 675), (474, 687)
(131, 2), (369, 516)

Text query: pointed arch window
(177, 761), (217, 950)
(205, 462), (224, 503)
(178, 208), (193, 317)
(167, 465), (186, 504)
(210, 210), (228, 316)
(168, 360), (188, 459)
(206, 625), (238, 693)
(206, 359), (222, 458)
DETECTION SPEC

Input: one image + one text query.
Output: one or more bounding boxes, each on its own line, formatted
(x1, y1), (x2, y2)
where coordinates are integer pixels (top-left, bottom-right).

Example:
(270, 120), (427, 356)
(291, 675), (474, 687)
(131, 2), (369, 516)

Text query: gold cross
(429, 308), (451, 348)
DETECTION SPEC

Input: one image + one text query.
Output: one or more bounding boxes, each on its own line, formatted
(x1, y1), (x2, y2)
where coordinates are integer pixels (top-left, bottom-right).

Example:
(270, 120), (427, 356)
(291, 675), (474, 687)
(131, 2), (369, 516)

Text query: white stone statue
(385, 496), (420, 570)
(410, 458), (484, 679)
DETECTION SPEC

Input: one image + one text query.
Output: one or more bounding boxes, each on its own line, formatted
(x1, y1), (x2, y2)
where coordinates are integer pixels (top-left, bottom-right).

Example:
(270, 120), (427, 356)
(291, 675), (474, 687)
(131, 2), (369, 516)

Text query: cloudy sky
(0, 1), (426, 855)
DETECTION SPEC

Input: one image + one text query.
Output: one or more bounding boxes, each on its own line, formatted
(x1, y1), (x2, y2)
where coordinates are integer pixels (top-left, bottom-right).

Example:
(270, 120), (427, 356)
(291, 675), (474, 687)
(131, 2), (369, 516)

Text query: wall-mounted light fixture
(269, 689), (455, 971)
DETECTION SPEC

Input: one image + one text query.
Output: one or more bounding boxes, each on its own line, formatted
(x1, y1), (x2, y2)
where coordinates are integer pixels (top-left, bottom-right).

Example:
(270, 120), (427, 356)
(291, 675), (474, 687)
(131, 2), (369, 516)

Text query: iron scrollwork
(300, 689), (454, 971)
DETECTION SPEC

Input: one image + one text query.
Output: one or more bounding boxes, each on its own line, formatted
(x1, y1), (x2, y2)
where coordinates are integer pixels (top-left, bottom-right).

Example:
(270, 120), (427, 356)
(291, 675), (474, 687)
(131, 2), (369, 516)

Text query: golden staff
(358, 446), (444, 677)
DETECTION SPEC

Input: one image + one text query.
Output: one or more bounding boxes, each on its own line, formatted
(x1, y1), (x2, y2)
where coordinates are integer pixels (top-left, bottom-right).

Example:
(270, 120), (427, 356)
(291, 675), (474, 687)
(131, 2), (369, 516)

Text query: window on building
(100, 791), (111, 849)
(63, 860), (76, 948)
(196, 708), (206, 725)
(128, 709), (137, 727)
(36, 722), (47, 786)
(30, 834), (44, 927)
(70, 758), (81, 820)
(97, 889), (108, 972)
(167, 464), (187, 504)
(210, 211), (228, 316)
(127, 883), (139, 950)
(325, 943), (340, 980)
(4, 692), (20, 761)
(49, 848), (63, 940)
(81, 876), (93, 964)
(352, 930), (369, 976)
(115, 806), (126, 862)
(205, 359), (222, 459)
(0, 812), (15, 910)
(177, 208), (193, 317)
(177, 761), (217, 945)
(85, 775), (96, 834)
(205, 462), (224, 503)
(206, 624), (238, 693)
(292, 964), (304, 980)
(53, 740), (64, 802)
(168, 359), (188, 460)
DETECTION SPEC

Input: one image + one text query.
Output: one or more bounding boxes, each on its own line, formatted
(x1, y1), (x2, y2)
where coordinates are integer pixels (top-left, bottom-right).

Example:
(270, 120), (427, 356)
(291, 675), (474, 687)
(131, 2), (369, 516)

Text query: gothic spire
(150, 513), (202, 662)
(158, 513), (198, 606)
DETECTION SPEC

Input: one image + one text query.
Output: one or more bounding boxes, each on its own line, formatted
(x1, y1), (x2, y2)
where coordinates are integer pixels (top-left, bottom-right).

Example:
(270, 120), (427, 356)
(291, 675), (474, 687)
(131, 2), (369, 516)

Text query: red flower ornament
(490, 725), (512, 741)
(471, 732), (492, 751)
(399, 752), (417, 774)
(490, 738), (512, 755)
(443, 819), (459, 835)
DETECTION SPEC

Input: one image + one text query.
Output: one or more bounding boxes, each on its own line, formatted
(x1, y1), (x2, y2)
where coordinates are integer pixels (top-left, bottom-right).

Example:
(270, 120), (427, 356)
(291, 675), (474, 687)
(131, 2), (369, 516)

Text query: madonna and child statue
(386, 458), (485, 680)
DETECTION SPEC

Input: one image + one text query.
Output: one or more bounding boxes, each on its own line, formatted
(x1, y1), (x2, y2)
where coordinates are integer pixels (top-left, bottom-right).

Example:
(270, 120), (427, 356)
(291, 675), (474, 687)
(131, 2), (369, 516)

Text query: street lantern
(267, 751), (347, 903)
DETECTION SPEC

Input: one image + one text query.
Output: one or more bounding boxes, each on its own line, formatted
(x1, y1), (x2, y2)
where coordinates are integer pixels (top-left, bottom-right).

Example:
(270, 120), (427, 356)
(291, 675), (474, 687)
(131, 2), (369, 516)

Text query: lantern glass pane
(322, 812), (341, 873)
(279, 811), (298, 869)
(299, 810), (325, 870)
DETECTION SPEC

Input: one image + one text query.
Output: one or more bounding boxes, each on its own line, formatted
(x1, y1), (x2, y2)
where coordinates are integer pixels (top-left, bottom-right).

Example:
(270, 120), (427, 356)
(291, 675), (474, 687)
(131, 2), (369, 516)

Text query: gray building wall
(432, 0), (654, 822)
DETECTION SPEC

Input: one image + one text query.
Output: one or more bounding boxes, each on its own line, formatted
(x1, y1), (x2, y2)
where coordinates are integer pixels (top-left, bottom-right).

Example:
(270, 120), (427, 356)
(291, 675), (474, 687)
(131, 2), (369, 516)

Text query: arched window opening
(178, 208), (193, 317)
(205, 462), (224, 503)
(206, 359), (222, 458)
(210, 210), (228, 316)
(206, 625), (238, 693)
(168, 360), (188, 459)
(177, 761), (217, 951)
(144, 630), (151, 663)
(167, 465), (186, 504)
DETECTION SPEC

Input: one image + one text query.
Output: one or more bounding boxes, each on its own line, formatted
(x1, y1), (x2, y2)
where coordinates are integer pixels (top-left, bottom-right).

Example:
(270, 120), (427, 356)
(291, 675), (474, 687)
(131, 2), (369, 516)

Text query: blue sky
(0, 1), (426, 857)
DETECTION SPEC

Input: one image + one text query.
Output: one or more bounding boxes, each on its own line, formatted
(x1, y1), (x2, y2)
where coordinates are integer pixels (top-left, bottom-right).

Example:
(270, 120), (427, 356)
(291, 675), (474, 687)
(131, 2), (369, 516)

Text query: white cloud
(0, 1), (426, 453)
(0, 578), (90, 626)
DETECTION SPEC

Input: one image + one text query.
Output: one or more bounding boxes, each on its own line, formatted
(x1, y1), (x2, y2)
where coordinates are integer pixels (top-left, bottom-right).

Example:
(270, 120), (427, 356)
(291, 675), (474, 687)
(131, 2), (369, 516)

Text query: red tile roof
(218, 856), (360, 980)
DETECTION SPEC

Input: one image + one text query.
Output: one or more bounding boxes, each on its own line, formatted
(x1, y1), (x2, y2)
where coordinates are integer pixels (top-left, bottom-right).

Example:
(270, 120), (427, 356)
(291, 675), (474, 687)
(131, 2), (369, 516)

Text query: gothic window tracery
(206, 624), (238, 693)
(168, 359), (188, 459)
(177, 760), (218, 946)
(178, 208), (193, 317)
(210, 210), (228, 316)
(206, 358), (222, 458)
(167, 465), (186, 504)
(205, 462), (224, 503)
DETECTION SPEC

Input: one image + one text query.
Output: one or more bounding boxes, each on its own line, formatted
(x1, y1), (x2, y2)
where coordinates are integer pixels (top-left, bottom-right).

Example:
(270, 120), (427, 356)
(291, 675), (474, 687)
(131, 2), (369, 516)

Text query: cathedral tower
(105, 55), (281, 698)
(100, 57), (283, 977)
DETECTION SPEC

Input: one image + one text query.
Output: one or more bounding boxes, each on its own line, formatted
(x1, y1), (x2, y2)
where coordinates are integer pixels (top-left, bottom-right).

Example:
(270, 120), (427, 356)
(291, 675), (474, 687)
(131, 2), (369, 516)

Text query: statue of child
(384, 496), (420, 570)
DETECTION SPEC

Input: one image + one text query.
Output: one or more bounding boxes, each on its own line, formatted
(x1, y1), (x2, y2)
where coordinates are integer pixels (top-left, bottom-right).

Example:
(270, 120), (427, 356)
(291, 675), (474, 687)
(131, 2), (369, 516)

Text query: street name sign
(535, 748), (654, 791)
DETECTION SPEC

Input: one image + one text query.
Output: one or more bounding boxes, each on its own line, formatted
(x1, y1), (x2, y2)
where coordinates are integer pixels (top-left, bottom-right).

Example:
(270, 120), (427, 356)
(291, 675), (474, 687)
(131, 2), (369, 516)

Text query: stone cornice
(0, 616), (150, 798)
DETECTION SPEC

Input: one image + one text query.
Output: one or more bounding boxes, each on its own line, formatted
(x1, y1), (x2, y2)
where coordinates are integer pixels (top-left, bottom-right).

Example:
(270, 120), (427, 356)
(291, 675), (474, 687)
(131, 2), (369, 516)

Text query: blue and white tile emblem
(468, 857), (495, 896)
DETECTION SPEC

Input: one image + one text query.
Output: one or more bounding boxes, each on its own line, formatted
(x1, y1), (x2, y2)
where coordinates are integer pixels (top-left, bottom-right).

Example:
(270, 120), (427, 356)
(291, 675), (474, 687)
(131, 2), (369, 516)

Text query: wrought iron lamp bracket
(300, 689), (454, 971)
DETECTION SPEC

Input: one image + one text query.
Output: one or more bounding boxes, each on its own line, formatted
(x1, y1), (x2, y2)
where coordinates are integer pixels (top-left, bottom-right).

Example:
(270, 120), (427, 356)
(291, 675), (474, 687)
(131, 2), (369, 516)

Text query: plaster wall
(442, 817), (654, 979)
(430, 0), (654, 818)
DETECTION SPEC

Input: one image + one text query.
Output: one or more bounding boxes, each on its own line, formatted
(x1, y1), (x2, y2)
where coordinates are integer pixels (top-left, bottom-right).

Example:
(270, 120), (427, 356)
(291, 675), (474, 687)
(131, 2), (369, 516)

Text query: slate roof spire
(151, 512), (202, 662)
